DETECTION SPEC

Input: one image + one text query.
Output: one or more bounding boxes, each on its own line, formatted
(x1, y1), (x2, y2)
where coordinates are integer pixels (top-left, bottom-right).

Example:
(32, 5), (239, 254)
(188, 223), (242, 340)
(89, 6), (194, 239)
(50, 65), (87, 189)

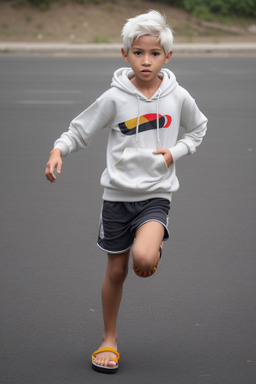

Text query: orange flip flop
(92, 348), (120, 374)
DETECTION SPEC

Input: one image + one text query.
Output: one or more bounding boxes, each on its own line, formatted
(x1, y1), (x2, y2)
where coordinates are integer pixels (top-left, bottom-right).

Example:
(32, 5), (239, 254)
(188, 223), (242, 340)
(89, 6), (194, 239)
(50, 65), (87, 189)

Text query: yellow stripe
(125, 116), (149, 130)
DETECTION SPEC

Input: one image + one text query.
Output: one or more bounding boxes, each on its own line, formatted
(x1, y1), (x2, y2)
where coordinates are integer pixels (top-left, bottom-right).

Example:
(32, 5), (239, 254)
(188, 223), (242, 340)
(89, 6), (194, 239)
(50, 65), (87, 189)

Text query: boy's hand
(153, 149), (173, 168)
(45, 148), (62, 183)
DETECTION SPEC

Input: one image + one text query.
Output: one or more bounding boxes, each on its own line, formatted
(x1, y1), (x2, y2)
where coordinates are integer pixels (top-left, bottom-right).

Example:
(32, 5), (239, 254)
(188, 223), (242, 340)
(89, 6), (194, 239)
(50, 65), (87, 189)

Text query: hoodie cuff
(53, 142), (69, 157)
(169, 142), (189, 162)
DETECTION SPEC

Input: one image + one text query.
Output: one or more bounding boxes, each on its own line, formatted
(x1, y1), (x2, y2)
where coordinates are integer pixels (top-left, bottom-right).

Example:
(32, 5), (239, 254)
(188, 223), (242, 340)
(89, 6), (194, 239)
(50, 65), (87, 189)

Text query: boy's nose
(142, 55), (151, 66)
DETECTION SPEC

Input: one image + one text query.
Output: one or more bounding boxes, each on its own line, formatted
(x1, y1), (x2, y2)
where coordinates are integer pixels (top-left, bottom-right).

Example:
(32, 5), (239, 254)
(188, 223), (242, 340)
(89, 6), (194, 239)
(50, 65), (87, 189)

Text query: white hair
(122, 10), (174, 54)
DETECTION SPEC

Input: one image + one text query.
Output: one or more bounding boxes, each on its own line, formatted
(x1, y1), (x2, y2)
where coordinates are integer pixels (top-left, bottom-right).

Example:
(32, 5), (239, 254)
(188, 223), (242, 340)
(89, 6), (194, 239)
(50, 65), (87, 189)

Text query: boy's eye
(134, 51), (141, 56)
(152, 52), (160, 56)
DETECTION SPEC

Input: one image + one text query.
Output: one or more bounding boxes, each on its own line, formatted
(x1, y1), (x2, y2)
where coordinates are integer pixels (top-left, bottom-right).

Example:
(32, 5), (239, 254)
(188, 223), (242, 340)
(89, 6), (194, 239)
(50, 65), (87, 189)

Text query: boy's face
(122, 35), (172, 86)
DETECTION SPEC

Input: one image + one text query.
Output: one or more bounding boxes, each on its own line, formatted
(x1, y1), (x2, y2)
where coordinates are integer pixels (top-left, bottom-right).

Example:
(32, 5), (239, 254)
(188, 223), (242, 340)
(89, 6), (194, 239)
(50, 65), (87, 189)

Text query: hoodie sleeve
(53, 90), (115, 156)
(169, 91), (208, 162)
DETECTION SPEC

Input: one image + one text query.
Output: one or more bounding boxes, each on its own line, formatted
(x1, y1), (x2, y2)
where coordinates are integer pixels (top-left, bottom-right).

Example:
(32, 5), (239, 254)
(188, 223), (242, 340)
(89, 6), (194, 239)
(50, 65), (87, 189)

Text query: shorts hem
(97, 242), (133, 254)
(137, 219), (170, 239)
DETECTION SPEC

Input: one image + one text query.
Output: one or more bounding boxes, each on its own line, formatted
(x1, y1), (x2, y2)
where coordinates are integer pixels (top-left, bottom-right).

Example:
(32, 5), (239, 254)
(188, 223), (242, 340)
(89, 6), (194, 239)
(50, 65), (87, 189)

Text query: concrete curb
(1, 42), (256, 56)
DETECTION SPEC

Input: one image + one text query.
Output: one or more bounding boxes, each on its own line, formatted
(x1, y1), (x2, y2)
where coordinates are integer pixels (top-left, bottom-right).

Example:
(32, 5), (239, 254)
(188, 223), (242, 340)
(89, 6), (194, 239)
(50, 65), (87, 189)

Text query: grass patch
(186, 31), (194, 43)
(105, 3), (114, 12)
(1, 22), (9, 29)
(35, 22), (44, 29)
(24, 12), (32, 22)
(76, 0), (100, 4)
(92, 35), (109, 43)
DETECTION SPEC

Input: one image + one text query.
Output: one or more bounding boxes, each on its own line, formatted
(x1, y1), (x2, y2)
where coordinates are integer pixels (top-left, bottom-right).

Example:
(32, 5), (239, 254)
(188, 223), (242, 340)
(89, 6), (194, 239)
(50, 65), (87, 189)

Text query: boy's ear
(164, 50), (173, 64)
(121, 47), (129, 62)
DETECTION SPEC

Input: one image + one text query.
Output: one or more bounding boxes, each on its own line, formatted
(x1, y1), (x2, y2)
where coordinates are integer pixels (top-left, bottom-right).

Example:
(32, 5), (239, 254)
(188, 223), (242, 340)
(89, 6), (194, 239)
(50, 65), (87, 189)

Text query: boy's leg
(93, 250), (130, 368)
(132, 221), (164, 275)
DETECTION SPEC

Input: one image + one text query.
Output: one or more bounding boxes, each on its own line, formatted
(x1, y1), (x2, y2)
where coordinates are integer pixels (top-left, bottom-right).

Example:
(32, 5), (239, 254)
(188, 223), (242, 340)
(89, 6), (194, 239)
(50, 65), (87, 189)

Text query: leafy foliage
(150, 0), (256, 17)
(1, 0), (256, 17)
(183, 0), (256, 18)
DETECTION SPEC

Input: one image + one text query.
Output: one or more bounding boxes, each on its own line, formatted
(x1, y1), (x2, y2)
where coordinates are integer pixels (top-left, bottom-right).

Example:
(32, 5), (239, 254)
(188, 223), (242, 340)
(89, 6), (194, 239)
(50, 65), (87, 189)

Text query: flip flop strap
(92, 348), (120, 362)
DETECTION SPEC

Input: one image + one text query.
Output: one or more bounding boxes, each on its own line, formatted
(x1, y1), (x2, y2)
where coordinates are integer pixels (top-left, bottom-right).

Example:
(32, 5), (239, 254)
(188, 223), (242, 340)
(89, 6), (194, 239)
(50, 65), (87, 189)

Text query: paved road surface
(1, 56), (255, 383)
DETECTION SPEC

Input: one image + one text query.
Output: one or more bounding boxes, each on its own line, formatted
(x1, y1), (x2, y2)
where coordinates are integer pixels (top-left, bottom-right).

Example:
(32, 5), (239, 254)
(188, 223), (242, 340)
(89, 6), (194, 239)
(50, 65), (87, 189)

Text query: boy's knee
(108, 264), (128, 284)
(132, 247), (156, 272)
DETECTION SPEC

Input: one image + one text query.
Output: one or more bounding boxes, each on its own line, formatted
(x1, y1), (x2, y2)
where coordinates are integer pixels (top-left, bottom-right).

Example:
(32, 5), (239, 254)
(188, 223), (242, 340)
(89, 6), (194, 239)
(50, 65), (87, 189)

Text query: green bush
(0, 0), (100, 8)
(1, 0), (256, 17)
(151, 0), (256, 17)
(12, 0), (52, 10)
(183, 0), (256, 17)
(191, 5), (213, 21)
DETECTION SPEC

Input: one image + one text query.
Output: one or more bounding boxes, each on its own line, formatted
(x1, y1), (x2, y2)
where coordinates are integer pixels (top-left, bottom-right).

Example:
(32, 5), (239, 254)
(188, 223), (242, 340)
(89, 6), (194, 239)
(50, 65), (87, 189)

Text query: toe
(108, 360), (117, 367)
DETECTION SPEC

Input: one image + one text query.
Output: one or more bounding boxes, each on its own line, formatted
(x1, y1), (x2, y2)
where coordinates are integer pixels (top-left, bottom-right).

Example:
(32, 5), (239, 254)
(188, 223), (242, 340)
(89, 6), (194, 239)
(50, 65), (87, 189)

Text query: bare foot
(93, 337), (118, 368)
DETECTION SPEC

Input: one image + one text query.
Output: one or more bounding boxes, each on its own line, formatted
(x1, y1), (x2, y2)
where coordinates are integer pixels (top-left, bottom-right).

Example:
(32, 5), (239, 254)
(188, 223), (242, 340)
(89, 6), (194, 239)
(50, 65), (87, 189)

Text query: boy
(45, 10), (207, 373)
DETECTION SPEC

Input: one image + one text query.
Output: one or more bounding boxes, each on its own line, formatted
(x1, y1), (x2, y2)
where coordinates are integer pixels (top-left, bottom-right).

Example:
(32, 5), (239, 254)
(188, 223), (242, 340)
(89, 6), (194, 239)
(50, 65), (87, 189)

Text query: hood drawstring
(156, 89), (161, 150)
(135, 89), (162, 150)
(136, 94), (140, 150)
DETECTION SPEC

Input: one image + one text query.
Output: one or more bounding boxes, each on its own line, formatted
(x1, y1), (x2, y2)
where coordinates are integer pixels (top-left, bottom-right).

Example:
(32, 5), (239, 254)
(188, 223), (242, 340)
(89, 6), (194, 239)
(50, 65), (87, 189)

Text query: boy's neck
(130, 76), (162, 99)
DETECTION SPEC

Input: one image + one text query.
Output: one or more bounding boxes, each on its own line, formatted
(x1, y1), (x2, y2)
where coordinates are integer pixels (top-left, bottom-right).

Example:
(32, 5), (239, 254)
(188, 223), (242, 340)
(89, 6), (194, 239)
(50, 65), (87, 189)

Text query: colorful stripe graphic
(119, 113), (172, 135)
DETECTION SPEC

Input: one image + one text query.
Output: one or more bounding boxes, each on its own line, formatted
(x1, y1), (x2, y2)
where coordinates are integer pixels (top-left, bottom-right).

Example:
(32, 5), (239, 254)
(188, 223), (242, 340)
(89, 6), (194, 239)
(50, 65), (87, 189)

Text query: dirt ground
(0, 0), (256, 44)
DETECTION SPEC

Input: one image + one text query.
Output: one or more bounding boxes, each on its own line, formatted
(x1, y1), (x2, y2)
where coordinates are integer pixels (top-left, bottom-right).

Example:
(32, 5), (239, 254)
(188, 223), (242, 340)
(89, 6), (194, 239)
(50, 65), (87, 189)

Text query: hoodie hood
(111, 67), (178, 100)
(111, 67), (178, 148)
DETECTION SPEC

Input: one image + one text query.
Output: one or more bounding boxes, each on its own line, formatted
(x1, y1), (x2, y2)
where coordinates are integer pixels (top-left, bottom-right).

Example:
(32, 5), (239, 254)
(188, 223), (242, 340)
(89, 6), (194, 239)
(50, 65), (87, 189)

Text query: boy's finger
(57, 162), (62, 174)
(45, 165), (55, 182)
(153, 149), (167, 156)
(45, 170), (55, 182)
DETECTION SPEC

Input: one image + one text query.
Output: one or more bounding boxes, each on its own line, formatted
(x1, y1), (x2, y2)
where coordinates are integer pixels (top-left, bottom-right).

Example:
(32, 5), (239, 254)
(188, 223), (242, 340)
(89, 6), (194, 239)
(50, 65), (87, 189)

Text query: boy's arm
(45, 90), (115, 182)
(45, 148), (62, 183)
(169, 93), (208, 163)
(53, 92), (115, 157)
(155, 94), (207, 168)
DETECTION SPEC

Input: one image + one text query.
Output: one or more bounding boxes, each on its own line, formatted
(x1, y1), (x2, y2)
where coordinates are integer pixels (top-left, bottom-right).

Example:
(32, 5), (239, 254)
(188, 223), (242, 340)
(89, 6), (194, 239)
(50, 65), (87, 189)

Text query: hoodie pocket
(110, 147), (173, 192)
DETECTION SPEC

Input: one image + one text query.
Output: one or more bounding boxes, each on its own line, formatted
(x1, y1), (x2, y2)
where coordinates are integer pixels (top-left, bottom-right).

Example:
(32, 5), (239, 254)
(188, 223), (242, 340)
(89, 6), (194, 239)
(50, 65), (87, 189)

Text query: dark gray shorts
(97, 198), (170, 254)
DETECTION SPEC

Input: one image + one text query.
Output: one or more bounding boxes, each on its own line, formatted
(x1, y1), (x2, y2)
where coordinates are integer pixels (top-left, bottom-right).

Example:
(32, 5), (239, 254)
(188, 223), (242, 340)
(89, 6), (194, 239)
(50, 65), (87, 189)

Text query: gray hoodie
(54, 67), (207, 203)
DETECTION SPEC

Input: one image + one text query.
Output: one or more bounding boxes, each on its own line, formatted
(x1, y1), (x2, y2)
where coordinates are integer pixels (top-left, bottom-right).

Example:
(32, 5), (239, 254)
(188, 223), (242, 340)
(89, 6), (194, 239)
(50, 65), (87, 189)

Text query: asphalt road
(1, 56), (255, 384)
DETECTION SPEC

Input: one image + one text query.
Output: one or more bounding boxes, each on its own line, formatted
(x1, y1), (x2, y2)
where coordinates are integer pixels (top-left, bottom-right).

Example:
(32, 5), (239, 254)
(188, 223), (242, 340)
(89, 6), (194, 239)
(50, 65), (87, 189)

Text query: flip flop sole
(92, 362), (119, 374)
